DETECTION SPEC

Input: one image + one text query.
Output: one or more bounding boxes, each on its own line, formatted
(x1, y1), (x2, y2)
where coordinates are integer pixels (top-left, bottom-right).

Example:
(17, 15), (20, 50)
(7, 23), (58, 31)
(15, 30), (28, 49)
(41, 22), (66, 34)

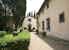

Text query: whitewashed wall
(38, 0), (69, 40)
(22, 16), (37, 31)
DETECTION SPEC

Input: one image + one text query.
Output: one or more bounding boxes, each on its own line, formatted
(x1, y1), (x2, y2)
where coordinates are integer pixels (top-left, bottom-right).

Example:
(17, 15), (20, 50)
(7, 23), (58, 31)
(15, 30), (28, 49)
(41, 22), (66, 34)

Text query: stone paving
(38, 34), (69, 50)
(29, 32), (69, 50)
(29, 32), (54, 50)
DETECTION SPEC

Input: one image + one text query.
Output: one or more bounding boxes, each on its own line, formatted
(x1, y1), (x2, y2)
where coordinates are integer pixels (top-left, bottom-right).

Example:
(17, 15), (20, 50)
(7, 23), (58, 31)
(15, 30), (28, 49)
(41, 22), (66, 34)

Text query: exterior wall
(22, 16), (37, 31)
(38, 0), (69, 40)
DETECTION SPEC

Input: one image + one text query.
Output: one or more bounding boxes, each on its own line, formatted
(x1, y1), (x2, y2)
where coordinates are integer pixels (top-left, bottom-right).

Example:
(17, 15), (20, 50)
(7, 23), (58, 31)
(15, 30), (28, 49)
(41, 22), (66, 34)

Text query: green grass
(17, 31), (30, 40)
(0, 31), (30, 46)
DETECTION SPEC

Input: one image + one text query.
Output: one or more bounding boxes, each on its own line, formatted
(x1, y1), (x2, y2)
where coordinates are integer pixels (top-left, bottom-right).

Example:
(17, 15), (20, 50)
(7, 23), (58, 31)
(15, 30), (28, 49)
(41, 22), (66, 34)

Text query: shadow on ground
(38, 34), (69, 50)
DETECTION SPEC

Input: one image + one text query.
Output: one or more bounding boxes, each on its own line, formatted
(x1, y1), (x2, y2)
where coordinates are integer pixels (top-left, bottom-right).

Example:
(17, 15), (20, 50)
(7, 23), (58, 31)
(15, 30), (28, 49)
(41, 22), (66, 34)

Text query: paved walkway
(40, 35), (69, 50)
(29, 32), (53, 50)
(29, 32), (69, 50)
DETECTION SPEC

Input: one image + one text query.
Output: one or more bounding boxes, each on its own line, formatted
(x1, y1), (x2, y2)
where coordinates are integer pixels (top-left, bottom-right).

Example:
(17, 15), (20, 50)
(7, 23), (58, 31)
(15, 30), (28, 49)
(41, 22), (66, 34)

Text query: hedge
(0, 31), (30, 50)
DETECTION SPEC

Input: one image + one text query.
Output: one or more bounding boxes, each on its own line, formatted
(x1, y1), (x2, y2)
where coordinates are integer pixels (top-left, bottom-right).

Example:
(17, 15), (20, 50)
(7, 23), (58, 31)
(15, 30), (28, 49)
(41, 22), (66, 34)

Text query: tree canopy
(0, 0), (26, 31)
(16, 0), (26, 16)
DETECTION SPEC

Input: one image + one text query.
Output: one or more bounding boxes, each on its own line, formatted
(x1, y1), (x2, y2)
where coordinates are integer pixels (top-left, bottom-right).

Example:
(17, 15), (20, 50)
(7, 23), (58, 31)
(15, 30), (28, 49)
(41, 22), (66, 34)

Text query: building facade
(37, 0), (69, 40)
(22, 16), (37, 32)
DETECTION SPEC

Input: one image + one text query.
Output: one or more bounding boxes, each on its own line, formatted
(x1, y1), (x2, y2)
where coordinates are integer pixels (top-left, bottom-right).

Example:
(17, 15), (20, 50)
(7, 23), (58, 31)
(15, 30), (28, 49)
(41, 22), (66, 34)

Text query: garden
(0, 31), (30, 50)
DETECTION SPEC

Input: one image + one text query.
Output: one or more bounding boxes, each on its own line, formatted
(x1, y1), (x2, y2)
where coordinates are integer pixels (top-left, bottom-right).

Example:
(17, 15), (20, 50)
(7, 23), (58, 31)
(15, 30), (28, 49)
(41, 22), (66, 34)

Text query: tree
(16, 0), (26, 16)
(15, 0), (26, 28)
(0, 0), (26, 31)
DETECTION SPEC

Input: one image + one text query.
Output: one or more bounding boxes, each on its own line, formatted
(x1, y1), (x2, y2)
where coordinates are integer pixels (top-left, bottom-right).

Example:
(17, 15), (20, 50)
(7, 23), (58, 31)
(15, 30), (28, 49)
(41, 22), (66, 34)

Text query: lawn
(0, 31), (30, 50)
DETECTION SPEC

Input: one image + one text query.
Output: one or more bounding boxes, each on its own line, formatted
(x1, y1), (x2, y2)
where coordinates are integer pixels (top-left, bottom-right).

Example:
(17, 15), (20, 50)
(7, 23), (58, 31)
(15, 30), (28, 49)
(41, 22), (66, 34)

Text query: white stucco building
(37, 0), (69, 40)
(22, 16), (37, 32)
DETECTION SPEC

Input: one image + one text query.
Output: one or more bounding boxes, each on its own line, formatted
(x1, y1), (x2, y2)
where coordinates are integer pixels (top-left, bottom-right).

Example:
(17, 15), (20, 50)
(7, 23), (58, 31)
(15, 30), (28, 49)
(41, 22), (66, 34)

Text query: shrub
(0, 31), (30, 50)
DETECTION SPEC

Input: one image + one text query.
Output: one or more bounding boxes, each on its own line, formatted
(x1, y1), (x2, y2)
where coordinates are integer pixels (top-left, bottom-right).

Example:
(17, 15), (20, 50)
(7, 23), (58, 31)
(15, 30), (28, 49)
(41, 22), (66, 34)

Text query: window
(24, 27), (27, 30)
(42, 21), (45, 31)
(47, 3), (49, 8)
(28, 18), (31, 22)
(46, 18), (50, 31)
(59, 12), (65, 23)
(28, 24), (32, 32)
(46, 0), (49, 9)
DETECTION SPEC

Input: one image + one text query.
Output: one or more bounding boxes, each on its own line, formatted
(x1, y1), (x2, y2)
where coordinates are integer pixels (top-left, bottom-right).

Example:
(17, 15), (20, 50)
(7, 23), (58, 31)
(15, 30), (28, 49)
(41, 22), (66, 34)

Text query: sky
(26, 0), (44, 15)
